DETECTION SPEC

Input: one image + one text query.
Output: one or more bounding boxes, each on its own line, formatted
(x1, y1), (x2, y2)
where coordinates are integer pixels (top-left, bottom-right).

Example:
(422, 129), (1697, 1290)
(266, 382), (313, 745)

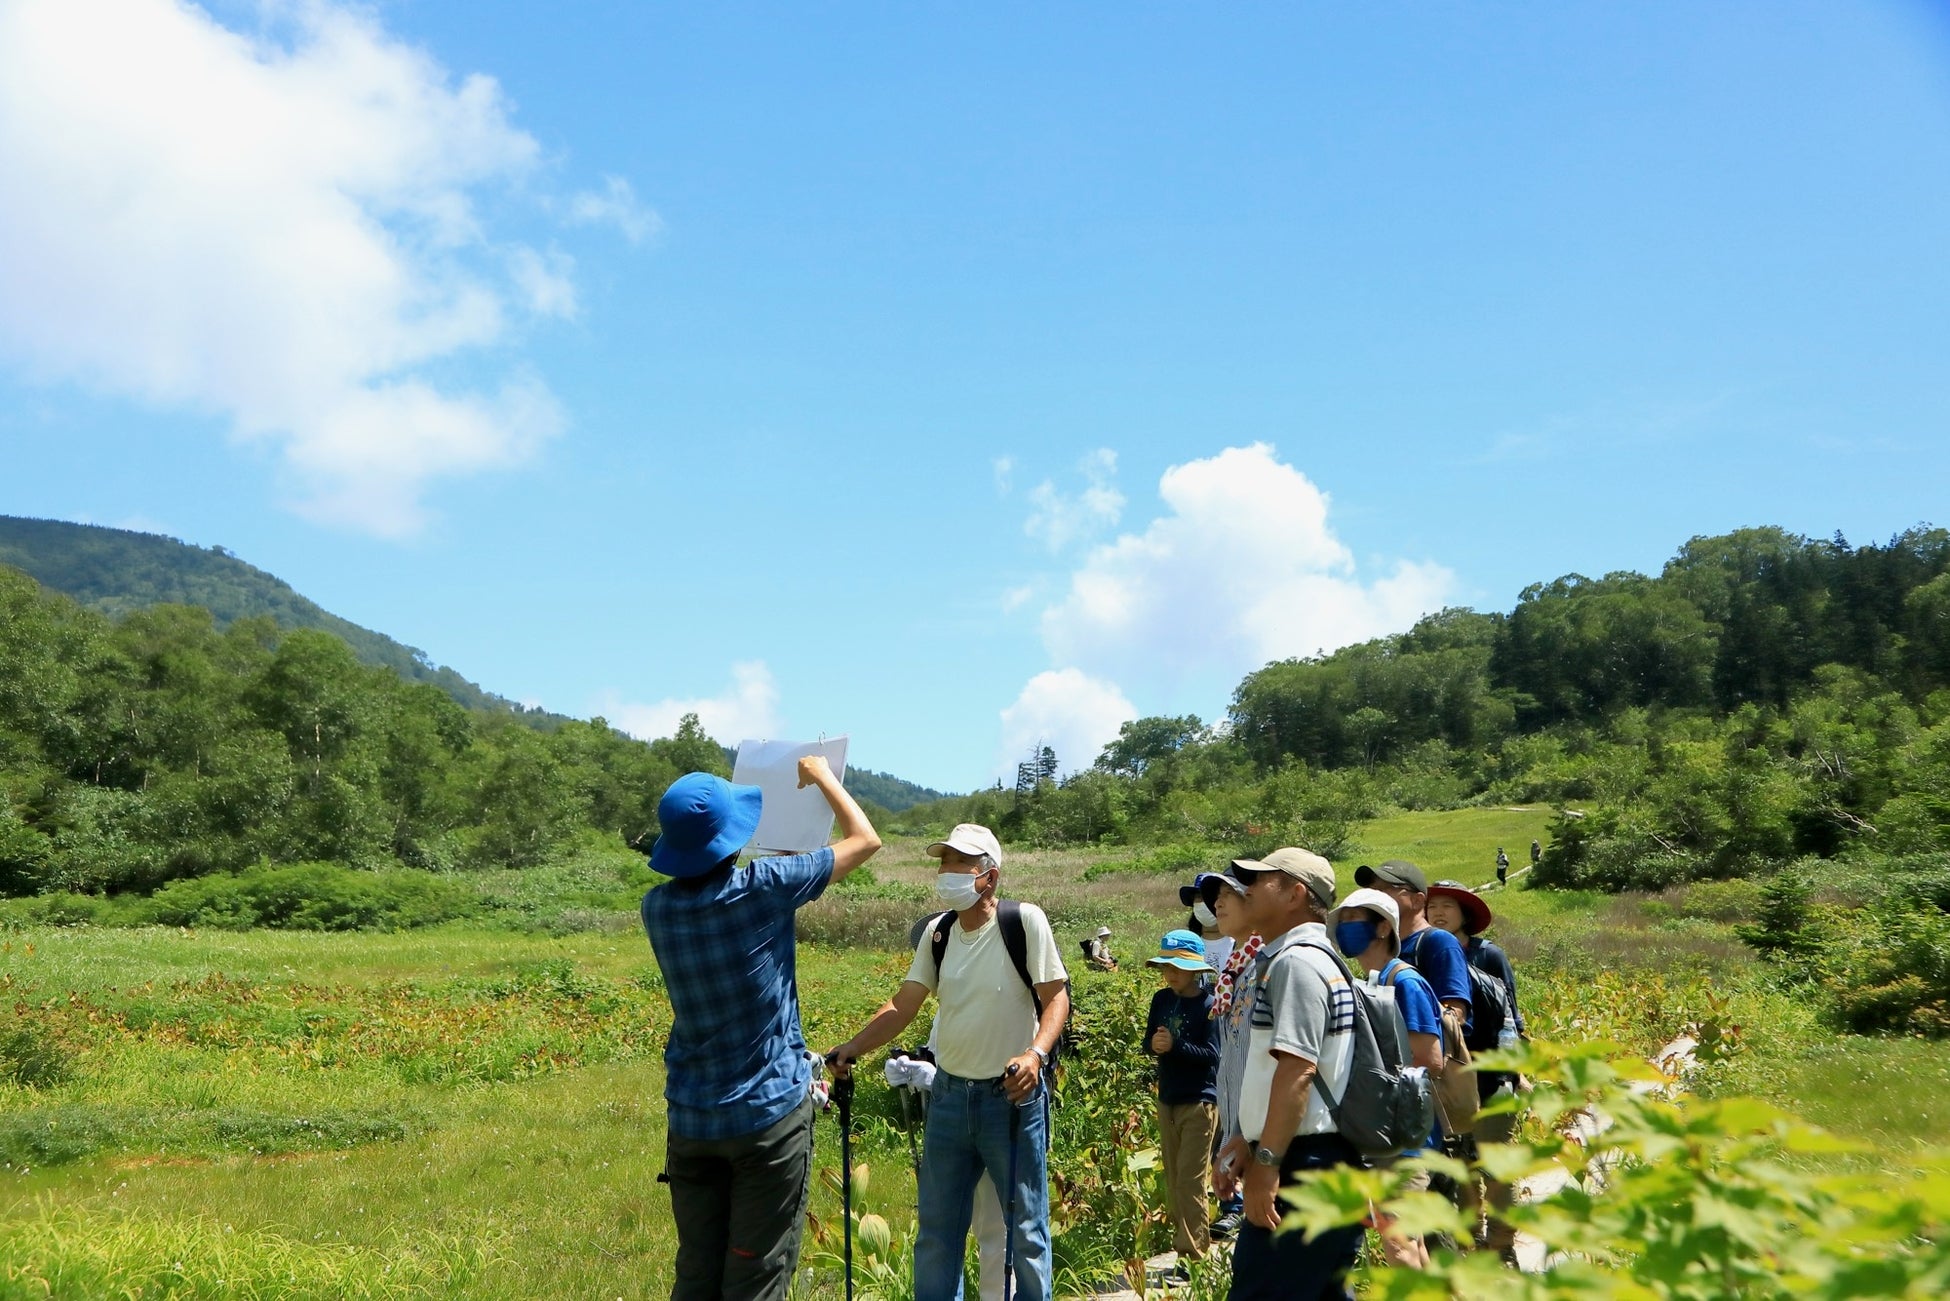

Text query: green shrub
(142, 862), (479, 930)
(1284, 1040), (1950, 1298)
(1825, 901), (1950, 1036)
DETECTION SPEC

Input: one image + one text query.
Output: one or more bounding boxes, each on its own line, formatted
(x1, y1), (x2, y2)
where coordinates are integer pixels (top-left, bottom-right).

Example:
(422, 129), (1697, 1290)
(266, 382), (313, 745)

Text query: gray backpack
(1297, 943), (1435, 1159)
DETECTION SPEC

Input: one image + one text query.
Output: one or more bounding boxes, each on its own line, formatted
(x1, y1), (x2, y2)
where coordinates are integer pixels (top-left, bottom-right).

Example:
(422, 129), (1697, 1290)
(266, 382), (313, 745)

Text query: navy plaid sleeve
(749, 846), (835, 910)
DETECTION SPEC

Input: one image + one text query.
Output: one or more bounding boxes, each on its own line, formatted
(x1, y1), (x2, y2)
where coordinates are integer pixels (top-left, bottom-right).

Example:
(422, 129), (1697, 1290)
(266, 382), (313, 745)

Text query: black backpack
(1293, 942), (1435, 1160)
(1403, 930), (1512, 1054)
(1461, 964), (1513, 1055)
(926, 901), (1075, 1065)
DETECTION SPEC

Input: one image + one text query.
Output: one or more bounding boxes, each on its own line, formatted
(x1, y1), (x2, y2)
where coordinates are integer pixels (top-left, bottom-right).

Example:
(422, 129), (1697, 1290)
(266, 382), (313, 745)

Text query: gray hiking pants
(666, 1094), (815, 1301)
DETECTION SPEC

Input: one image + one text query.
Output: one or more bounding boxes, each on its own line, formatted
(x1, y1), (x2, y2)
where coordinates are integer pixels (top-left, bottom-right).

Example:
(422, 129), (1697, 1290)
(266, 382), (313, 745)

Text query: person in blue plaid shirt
(642, 755), (881, 1301)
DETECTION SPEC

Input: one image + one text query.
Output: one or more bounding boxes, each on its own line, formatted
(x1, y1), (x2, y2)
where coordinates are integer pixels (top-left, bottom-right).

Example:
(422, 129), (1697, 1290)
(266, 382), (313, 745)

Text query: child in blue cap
(1144, 929), (1220, 1273)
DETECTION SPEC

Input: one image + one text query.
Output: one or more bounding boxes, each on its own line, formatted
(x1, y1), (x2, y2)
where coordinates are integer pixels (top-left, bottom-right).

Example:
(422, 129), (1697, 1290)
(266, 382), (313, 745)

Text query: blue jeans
(914, 1069), (1051, 1301)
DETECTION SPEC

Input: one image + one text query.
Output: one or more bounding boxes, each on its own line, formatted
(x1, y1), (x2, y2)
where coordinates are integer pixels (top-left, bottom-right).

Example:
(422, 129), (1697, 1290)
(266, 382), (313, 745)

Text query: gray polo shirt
(1237, 922), (1355, 1143)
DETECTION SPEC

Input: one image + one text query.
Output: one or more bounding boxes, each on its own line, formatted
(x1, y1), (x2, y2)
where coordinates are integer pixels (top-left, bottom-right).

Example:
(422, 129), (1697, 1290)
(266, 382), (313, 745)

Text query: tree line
(0, 565), (733, 896)
(905, 525), (1950, 889)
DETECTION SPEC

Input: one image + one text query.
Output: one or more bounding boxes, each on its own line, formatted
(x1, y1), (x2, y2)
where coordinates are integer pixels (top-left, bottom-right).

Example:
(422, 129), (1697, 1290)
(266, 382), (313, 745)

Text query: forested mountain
(909, 525), (1950, 893)
(843, 768), (951, 812)
(0, 516), (553, 720)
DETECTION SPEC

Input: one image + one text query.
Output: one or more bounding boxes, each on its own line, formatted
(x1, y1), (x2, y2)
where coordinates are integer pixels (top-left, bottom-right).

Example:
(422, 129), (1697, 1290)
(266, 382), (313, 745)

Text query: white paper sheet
(731, 736), (850, 855)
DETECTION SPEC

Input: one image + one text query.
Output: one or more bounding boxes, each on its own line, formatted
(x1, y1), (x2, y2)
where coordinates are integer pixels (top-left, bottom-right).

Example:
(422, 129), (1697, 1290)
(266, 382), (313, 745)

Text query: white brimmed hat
(926, 823), (1003, 867)
(1329, 887), (1403, 958)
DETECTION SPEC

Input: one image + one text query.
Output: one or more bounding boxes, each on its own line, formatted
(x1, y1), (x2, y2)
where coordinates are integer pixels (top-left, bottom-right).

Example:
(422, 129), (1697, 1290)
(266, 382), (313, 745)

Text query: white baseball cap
(927, 823), (1003, 867)
(1329, 887), (1403, 957)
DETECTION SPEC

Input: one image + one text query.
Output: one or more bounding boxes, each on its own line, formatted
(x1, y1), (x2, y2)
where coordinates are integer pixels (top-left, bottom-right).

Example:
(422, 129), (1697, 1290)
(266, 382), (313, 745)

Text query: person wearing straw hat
(1144, 930), (1221, 1273)
(1082, 924), (1118, 971)
(641, 757), (882, 1301)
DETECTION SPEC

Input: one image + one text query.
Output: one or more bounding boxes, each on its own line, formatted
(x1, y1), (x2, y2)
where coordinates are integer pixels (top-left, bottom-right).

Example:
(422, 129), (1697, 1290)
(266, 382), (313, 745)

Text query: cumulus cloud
(1038, 443), (1455, 688)
(0, 0), (624, 536)
(1024, 448), (1124, 553)
(561, 175), (661, 244)
(603, 662), (783, 746)
(996, 668), (1136, 779)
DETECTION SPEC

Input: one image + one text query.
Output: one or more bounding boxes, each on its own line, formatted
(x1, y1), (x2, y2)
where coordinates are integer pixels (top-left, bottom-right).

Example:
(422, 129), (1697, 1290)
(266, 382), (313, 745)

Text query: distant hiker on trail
(1330, 887), (1444, 1270)
(1144, 930), (1221, 1275)
(1081, 924), (1118, 971)
(826, 824), (1070, 1301)
(1530, 839), (1542, 869)
(1222, 848), (1362, 1300)
(640, 757), (882, 1301)
(1199, 870), (1259, 1245)
(1495, 847), (1510, 885)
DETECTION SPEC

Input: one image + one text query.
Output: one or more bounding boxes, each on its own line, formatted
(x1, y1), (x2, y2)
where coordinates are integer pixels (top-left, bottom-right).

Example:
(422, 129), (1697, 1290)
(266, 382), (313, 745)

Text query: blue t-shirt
(641, 847), (834, 1140)
(1379, 958), (1443, 1151)
(1400, 926), (1472, 1032)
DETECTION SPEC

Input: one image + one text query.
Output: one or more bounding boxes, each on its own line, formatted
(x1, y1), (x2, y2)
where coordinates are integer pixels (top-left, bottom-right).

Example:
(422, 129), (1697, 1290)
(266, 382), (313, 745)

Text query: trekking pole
(896, 1080), (922, 1179)
(835, 1064), (856, 1301)
(1001, 1063), (1023, 1301)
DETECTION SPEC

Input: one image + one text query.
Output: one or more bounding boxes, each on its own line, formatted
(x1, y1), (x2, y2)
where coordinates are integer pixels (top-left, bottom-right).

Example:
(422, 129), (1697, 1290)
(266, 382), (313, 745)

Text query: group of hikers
(638, 758), (1526, 1301)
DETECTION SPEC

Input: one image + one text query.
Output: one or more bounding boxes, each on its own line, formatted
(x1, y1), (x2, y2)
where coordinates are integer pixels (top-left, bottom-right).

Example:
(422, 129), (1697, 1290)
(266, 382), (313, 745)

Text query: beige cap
(1233, 846), (1336, 910)
(927, 823), (1003, 867)
(1329, 887), (1402, 958)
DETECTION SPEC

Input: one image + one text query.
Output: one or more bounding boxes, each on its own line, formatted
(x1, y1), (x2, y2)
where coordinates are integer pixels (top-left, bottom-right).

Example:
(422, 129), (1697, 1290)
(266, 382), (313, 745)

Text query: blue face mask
(1335, 920), (1379, 957)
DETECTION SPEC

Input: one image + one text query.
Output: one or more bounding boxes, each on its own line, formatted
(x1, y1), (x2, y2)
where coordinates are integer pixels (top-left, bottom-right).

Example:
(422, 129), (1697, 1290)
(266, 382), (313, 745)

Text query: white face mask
(1192, 901), (1218, 928)
(934, 870), (986, 911)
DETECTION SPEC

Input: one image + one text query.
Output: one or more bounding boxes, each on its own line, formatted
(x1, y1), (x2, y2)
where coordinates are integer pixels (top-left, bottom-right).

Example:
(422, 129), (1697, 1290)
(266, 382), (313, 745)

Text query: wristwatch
(1030, 1046), (1050, 1068)
(1251, 1142), (1283, 1168)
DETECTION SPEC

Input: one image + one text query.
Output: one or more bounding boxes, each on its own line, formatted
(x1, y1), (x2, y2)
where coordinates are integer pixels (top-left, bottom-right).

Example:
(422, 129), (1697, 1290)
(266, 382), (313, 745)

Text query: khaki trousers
(1157, 1101), (1218, 1258)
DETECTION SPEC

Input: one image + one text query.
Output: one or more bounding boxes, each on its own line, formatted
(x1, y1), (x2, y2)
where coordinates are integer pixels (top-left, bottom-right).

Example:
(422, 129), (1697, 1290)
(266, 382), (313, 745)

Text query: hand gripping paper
(731, 736), (850, 854)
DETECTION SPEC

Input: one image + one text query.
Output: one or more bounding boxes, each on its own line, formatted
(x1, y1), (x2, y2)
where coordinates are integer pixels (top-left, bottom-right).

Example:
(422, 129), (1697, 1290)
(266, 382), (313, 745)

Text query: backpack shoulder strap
(928, 910), (955, 982)
(1291, 939), (1360, 1116)
(997, 900), (1044, 1015)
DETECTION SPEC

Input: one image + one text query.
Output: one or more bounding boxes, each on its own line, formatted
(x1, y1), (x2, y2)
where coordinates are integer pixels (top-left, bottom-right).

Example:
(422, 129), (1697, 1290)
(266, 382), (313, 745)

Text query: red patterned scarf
(1211, 933), (1264, 1018)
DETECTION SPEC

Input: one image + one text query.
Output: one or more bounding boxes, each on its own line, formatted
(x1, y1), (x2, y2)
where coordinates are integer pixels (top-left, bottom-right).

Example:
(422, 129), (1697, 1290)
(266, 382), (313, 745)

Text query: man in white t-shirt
(1223, 846), (1362, 1301)
(829, 824), (1070, 1301)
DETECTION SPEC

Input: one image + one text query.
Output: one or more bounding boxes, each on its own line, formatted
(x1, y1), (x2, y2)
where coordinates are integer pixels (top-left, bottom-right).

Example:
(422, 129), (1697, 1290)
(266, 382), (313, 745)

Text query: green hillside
(843, 767), (952, 812)
(0, 516), (550, 720)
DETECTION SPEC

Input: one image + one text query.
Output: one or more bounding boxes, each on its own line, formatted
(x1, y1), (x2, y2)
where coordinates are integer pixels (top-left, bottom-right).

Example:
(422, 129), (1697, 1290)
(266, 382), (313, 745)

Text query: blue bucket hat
(1145, 929), (1214, 973)
(650, 772), (763, 879)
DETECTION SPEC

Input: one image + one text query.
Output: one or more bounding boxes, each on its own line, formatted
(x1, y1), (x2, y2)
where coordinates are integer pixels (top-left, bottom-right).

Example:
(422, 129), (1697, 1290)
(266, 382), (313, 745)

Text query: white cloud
(562, 175), (661, 244)
(1039, 443), (1455, 687)
(996, 668), (1136, 780)
(508, 246), (578, 320)
(992, 455), (1014, 495)
(1000, 583), (1035, 614)
(603, 661), (783, 746)
(0, 0), (627, 537)
(1024, 448), (1124, 553)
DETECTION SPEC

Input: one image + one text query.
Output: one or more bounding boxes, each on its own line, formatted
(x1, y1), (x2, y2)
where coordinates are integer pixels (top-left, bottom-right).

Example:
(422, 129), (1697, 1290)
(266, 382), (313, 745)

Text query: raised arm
(797, 754), (881, 881)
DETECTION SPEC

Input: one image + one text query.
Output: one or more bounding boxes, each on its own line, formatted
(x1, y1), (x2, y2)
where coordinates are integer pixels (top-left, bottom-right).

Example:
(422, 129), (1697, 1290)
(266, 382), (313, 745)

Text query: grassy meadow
(3, 813), (1946, 1297)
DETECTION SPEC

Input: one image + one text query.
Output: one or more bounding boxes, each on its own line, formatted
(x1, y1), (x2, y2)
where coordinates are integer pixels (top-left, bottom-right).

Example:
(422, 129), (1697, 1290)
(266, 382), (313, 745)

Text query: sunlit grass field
(3, 820), (1945, 1297)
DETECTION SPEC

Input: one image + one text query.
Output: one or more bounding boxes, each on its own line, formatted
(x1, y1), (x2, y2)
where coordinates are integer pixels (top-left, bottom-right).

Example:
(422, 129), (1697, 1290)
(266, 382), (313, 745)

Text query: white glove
(883, 1055), (937, 1091)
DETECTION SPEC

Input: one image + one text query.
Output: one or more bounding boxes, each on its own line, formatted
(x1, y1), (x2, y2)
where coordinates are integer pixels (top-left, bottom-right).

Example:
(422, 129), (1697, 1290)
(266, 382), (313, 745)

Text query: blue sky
(3, 0), (1949, 794)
